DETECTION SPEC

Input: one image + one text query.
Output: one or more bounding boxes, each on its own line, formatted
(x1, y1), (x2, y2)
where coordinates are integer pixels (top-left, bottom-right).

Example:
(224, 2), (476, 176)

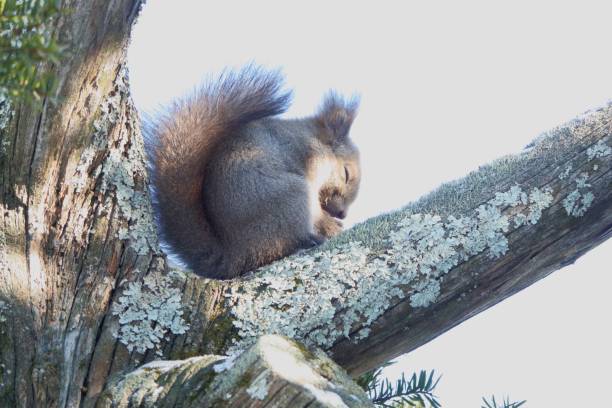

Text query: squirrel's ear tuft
(316, 92), (360, 142)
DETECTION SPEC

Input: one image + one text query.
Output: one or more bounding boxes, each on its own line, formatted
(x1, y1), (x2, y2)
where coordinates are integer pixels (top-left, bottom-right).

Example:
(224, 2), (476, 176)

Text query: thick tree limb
(164, 105), (611, 377)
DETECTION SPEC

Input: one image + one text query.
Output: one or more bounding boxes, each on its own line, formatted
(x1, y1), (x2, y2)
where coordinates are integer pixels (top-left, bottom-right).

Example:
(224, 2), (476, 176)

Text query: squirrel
(144, 65), (361, 279)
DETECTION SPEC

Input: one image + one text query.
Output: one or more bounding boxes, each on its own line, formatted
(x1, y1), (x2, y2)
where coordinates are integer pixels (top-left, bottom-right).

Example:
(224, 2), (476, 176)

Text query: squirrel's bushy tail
(144, 65), (292, 277)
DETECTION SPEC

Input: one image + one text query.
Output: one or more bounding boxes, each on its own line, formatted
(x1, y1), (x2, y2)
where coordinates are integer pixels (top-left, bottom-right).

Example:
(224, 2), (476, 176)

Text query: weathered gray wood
(97, 335), (372, 408)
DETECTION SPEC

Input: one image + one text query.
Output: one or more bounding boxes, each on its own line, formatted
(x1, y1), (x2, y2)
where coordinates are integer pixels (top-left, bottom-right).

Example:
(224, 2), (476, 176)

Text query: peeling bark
(0, 1), (610, 407)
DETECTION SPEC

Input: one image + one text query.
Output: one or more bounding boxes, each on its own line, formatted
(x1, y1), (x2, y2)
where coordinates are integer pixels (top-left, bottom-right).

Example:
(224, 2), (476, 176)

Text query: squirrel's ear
(316, 92), (360, 142)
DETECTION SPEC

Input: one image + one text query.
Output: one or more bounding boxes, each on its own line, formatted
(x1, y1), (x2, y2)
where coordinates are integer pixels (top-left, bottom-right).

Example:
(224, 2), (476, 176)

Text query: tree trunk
(1, 1), (153, 407)
(0, 2), (610, 408)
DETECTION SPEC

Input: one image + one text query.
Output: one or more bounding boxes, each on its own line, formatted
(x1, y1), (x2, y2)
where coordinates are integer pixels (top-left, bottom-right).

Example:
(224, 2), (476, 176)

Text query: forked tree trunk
(0, 2), (610, 408)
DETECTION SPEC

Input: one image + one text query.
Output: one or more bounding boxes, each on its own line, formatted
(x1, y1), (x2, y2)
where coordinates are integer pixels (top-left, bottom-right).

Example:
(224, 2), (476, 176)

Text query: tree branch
(153, 103), (611, 377)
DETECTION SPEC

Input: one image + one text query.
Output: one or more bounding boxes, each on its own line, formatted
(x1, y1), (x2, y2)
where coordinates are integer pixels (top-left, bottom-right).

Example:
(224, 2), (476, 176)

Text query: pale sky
(128, 1), (611, 406)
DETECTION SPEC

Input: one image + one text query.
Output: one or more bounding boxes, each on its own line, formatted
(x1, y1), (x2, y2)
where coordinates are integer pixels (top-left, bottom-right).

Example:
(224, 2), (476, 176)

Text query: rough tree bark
(0, 1), (610, 408)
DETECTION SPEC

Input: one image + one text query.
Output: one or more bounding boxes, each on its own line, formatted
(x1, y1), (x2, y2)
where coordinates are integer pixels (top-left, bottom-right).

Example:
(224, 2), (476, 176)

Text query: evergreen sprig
(481, 395), (526, 408)
(358, 364), (441, 408)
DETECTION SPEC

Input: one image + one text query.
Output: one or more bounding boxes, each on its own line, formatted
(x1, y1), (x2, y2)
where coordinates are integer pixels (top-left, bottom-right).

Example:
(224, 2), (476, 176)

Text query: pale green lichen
(489, 184), (529, 207)
(0, 95), (12, 131)
(563, 190), (594, 217)
(558, 164), (573, 180)
(74, 63), (159, 255)
(99, 67), (158, 255)
(586, 139), (611, 160)
(410, 280), (440, 308)
(245, 371), (270, 400)
(112, 271), (189, 355)
(228, 184), (555, 352)
(527, 187), (554, 224)
(561, 138), (610, 217)
(563, 173), (595, 217)
(229, 242), (387, 351)
(576, 173), (591, 189)
(0, 300), (8, 323)
(0, 95), (12, 156)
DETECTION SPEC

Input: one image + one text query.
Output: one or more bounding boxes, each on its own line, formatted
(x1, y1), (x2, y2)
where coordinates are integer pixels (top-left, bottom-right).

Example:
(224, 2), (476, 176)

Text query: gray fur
(145, 65), (360, 279)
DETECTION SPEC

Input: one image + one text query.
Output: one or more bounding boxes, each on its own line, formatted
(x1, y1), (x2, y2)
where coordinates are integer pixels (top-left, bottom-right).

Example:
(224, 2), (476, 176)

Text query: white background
(129, 1), (611, 406)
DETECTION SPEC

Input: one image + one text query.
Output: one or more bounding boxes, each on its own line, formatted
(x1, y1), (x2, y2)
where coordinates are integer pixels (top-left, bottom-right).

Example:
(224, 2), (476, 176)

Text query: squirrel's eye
(344, 166), (350, 184)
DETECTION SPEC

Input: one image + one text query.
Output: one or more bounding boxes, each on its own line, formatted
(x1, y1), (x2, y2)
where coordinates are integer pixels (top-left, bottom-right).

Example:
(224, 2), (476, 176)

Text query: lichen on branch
(112, 271), (189, 355)
(228, 183), (557, 353)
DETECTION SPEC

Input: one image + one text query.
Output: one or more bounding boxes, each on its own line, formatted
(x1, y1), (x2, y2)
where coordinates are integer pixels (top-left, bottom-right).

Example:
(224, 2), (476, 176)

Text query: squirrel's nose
(337, 210), (346, 219)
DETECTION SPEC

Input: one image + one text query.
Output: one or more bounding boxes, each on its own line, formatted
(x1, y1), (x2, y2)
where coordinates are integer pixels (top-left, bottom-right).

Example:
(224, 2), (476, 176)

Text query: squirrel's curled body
(145, 66), (360, 279)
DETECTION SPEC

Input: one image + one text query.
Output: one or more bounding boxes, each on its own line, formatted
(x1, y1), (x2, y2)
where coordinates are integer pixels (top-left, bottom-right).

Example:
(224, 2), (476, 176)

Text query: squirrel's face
(319, 144), (361, 220)
(313, 91), (361, 220)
